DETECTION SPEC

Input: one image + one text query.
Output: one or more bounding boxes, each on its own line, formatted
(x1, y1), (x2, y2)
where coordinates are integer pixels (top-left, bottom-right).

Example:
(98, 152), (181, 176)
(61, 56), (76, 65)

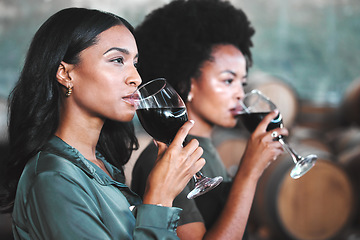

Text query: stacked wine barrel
(328, 127), (360, 231)
(339, 77), (360, 127)
(250, 132), (355, 240)
(215, 72), (360, 240)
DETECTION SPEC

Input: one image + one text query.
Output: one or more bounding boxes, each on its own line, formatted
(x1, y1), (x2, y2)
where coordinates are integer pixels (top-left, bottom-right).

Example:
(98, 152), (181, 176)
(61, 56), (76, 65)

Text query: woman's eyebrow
(222, 70), (247, 79)
(103, 47), (129, 55)
(222, 70), (236, 76)
(103, 47), (139, 60)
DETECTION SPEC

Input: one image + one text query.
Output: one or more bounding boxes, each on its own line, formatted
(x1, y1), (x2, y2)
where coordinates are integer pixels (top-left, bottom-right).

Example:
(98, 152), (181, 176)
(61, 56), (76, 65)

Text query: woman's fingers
(268, 128), (289, 140)
(144, 120), (205, 205)
(169, 136), (205, 176)
(252, 109), (289, 139)
(171, 120), (195, 147)
(153, 119), (205, 182)
(255, 110), (279, 133)
(169, 119), (206, 173)
(182, 140), (205, 173)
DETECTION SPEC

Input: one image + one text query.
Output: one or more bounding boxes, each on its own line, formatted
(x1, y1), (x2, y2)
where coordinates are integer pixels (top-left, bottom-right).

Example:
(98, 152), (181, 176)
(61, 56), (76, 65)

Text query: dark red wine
(237, 112), (283, 133)
(136, 107), (188, 145)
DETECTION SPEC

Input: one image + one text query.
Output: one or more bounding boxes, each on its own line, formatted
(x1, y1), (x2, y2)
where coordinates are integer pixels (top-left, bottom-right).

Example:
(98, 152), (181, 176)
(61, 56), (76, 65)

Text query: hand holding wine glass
(238, 89), (317, 179)
(133, 78), (223, 199)
(143, 120), (205, 206)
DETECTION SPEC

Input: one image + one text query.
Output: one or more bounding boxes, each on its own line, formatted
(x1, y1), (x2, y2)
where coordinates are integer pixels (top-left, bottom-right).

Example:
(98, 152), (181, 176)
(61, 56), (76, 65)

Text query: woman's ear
(56, 61), (73, 88)
(187, 77), (196, 102)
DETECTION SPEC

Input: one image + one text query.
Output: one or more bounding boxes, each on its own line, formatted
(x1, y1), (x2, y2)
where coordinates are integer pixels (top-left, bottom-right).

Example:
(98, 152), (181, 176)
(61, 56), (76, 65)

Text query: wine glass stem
(278, 137), (302, 164)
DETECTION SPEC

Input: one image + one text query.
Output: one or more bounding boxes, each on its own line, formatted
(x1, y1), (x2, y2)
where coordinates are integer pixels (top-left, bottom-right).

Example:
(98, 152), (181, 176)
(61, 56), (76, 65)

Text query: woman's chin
(217, 120), (237, 129)
(110, 112), (136, 123)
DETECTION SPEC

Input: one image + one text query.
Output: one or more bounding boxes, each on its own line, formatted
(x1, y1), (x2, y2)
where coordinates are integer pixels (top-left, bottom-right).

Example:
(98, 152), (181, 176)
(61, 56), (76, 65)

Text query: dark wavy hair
(0, 8), (139, 213)
(135, 0), (255, 101)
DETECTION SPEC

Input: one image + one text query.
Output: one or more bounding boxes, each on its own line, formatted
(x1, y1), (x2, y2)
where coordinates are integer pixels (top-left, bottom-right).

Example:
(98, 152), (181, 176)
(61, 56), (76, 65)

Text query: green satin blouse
(12, 136), (181, 239)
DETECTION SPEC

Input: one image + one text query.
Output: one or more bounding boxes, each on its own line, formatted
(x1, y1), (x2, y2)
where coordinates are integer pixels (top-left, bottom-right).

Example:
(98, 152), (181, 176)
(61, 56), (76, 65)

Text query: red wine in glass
(136, 107), (188, 145)
(237, 112), (283, 133)
(238, 89), (317, 179)
(133, 78), (223, 198)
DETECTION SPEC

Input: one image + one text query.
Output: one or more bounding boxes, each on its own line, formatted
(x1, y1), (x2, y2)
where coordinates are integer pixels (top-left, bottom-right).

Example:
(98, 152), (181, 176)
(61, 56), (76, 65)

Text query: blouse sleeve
(133, 204), (182, 239)
(16, 171), (181, 240)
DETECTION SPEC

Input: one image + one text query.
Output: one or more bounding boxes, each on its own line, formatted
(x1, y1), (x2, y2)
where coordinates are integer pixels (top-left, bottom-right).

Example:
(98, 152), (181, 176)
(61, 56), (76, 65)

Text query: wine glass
(237, 89), (317, 179)
(132, 78), (223, 199)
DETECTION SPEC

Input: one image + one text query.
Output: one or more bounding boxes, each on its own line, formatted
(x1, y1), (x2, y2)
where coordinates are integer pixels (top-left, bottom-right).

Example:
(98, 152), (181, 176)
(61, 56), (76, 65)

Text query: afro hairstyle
(135, 0), (255, 100)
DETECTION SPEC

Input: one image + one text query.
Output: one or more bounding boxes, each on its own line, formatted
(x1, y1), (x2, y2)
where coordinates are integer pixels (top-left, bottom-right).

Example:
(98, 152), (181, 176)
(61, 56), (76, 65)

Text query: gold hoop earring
(65, 86), (73, 97)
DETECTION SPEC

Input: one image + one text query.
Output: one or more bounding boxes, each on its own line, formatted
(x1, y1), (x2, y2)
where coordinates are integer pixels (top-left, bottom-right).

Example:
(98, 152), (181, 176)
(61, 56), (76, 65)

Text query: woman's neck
(55, 105), (104, 162)
(187, 111), (213, 138)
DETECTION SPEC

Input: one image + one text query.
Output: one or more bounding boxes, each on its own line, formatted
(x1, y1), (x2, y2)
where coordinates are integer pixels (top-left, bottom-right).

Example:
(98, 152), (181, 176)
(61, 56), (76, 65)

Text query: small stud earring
(187, 94), (193, 102)
(65, 85), (73, 97)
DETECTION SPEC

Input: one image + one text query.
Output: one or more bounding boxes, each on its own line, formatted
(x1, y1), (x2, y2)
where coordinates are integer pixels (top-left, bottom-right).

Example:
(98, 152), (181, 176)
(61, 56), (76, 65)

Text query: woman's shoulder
(19, 149), (90, 189)
(34, 150), (83, 175)
(14, 151), (85, 207)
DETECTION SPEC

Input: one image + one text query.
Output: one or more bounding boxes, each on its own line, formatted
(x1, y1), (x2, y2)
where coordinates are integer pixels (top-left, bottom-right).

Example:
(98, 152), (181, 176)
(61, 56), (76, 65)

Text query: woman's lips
(130, 93), (139, 101)
(122, 95), (135, 105)
(122, 93), (139, 107)
(230, 106), (243, 116)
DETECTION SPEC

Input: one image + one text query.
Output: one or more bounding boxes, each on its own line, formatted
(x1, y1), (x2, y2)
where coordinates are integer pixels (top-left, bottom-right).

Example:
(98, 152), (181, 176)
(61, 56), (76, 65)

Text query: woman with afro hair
(131, 0), (288, 239)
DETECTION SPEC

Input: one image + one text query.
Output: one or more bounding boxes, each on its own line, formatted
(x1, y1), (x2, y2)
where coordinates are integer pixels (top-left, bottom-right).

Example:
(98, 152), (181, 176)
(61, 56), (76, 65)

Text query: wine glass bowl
(238, 89), (317, 179)
(134, 78), (187, 145)
(133, 78), (223, 198)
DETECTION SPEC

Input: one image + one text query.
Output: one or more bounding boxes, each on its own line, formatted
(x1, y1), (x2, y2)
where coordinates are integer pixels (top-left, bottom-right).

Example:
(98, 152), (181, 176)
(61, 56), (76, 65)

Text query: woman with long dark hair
(131, 0), (288, 239)
(0, 7), (205, 239)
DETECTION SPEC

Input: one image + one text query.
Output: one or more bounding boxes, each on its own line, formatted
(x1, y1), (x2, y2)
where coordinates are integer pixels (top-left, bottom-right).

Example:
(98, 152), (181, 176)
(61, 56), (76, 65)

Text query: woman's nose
(128, 68), (142, 87)
(236, 85), (245, 101)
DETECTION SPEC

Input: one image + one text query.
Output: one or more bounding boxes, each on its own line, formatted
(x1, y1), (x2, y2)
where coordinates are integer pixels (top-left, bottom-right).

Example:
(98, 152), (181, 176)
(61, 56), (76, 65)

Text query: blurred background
(1, 0), (359, 239)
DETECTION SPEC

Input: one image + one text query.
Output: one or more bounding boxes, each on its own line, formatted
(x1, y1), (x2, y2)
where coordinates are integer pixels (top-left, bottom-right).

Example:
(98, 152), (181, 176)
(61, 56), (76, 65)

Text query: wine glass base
(290, 154), (317, 179)
(187, 176), (223, 199)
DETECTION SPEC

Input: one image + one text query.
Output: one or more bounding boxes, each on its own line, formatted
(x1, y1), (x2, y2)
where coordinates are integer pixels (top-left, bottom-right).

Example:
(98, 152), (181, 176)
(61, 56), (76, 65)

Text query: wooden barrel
(339, 77), (360, 127)
(337, 146), (360, 228)
(297, 102), (338, 130)
(251, 144), (354, 240)
(246, 72), (299, 128)
(327, 127), (360, 154)
(290, 126), (332, 153)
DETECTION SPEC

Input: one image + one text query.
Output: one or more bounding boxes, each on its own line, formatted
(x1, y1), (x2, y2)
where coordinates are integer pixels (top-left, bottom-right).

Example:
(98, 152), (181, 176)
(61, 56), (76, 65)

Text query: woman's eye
(134, 62), (138, 69)
(111, 57), (124, 64)
(224, 79), (234, 85)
